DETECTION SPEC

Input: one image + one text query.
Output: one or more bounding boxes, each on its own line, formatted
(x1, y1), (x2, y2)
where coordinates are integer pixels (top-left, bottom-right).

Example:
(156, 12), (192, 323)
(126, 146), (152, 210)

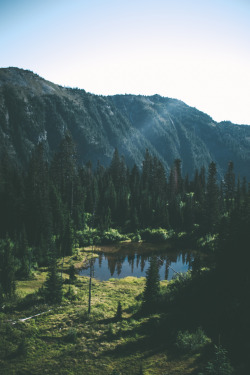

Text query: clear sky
(1, 0), (250, 124)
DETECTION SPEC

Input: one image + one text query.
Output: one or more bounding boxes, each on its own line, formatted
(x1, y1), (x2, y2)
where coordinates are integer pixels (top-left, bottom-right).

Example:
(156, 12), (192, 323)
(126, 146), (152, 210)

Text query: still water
(79, 242), (194, 281)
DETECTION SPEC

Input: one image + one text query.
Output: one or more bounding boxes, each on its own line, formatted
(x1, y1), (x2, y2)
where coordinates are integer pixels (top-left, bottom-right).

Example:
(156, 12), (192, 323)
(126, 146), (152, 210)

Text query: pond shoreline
(78, 241), (196, 281)
(82, 239), (176, 255)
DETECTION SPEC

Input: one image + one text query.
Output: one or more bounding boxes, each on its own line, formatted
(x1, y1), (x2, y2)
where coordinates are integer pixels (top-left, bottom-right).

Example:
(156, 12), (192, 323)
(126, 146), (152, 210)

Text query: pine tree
(61, 215), (74, 256)
(205, 161), (220, 233)
(223, 161), (235, 211)
(69, 264), (76, 283)
(0, 237), (16, 298)
(17, 227), (31, 279)
(44, 256), (63, 304)
(50, 133), (78, 215)
(143, 256), (160, 310)
(25, 142), (52, 249)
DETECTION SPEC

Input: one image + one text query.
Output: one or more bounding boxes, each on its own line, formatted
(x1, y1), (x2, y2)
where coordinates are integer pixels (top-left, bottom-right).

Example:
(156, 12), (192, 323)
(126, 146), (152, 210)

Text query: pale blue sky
(1, 0), (250, 124)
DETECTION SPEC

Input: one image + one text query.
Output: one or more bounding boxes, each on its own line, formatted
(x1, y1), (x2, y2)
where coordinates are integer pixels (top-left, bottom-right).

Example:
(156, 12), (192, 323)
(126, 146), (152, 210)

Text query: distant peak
(0, 67), (63, 96)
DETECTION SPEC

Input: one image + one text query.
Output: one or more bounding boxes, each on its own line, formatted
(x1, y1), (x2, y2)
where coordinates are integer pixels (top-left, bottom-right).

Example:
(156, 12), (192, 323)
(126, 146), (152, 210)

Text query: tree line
(0, 134), (248, 297)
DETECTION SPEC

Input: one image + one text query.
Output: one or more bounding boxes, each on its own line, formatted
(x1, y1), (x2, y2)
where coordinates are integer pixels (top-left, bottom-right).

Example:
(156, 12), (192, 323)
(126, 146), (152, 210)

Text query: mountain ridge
(0, 67), (250, 178)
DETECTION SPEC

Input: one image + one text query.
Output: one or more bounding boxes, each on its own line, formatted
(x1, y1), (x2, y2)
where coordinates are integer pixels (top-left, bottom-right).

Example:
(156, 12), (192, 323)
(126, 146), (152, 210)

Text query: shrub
(69, 264), (76, 283)
(130, 232), (141, 242)
(140, 228), (172, 242)
(16, 338), (29, 356)
(199, 345), (233, 375)
(176, 327), (210, 353)
(65, 327), (77, 343)
(101, 229), (129, 244)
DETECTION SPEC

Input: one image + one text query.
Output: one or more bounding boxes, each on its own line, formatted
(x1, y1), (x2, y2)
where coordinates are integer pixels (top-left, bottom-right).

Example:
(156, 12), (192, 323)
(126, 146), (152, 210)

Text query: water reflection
(79, 244), (194, 281)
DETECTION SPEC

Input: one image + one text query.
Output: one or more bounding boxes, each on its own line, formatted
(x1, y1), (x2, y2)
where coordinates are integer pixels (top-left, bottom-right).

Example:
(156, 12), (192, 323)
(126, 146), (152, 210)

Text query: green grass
(0, 266), (209, 374)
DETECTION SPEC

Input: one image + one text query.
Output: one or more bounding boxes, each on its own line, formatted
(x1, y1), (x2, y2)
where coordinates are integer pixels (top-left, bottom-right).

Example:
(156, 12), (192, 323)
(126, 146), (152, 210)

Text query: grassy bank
(0, 255), (210, 374)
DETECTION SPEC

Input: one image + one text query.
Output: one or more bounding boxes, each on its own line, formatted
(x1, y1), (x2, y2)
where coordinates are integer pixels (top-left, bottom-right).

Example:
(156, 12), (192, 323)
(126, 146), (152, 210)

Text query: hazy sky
(1, 0), (250, 124)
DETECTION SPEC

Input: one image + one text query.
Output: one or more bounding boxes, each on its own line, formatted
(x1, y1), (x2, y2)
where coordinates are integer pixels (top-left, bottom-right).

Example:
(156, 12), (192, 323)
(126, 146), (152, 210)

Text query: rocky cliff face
(1, 67), (250, 178)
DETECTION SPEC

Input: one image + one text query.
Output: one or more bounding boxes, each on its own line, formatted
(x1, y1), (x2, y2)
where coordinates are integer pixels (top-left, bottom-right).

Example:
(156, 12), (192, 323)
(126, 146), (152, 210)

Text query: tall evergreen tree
(50, 133), (78, 215)
(0, 237), (16, 298)
(223, 161), (235, 211)
(143, 256), (160, 310)
(44, 256), (63, 304)
(25, 142), (52, 249)
(17, 227), (31, 279)
(205, 162), (219, 233)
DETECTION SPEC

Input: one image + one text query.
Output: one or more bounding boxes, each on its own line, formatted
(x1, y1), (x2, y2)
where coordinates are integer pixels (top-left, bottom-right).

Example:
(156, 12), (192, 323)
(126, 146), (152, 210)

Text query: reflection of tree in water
(98, 253), (103, 267)
(140, 256), (146, 272)
(116, 255), (126, 275)
(128, 254), (135, 272)
(96, 248), (193, 279)
(107, 256), (116, 276)
(106, 254), (126, 276)
(136, 254), (140, 269)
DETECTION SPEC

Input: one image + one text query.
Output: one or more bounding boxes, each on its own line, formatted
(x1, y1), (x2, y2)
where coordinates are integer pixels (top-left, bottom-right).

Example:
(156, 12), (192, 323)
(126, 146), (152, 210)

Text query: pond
(79, 242), (196, 281)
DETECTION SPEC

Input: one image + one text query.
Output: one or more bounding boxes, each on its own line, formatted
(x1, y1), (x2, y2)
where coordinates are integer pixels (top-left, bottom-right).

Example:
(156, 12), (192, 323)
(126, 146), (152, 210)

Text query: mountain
(1, 67), (250, 178)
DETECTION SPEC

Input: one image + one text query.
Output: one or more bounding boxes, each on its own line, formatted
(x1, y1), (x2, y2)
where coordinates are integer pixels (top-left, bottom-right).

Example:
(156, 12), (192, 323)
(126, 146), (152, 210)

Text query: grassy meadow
(0, 248), (211, 375)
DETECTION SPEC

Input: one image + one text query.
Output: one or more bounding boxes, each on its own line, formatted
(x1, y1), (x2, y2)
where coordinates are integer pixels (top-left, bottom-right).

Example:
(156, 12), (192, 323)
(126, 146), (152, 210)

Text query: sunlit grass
(0, 259), (208, 375)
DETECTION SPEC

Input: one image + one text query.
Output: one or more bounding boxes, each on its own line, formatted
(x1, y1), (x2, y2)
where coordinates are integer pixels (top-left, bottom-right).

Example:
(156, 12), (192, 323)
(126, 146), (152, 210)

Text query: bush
(65, 327), (77, 343)
(130, 232), (141, 242)
(100, 229), (129, 244)
(140, 228), (172, 242)
(199, 345), (233, 375)
(76, 228), (129, 246)
(69, 264), (76, 283)
(16, 338), (29, 356)
(75, 229), (101, 247)
(176, 327), (210, 353)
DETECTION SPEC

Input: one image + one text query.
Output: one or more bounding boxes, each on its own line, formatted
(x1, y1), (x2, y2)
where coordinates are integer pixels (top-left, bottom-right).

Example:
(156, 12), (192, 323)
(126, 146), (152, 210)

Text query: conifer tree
(224, 161), (235, 211)
(25, 142), (52, 248)
(50, 133), (78, 215)
(44, 256), (63, 304)
(143, 256), (160, 310)
(0, 237), (16, 298)
(17, 227), (31, 279)
(205, 161), (219, 233)
(69, 264), (76, 283)
(61, 215), (74, 256)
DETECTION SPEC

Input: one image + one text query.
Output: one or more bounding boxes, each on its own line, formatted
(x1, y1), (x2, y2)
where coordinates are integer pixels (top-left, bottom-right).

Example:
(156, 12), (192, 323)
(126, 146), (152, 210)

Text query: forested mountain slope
(1, 67), (250, 178)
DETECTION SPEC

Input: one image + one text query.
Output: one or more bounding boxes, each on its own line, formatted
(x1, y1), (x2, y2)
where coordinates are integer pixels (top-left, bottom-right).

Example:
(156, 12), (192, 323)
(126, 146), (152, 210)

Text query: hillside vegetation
(1, 67), (250, 178)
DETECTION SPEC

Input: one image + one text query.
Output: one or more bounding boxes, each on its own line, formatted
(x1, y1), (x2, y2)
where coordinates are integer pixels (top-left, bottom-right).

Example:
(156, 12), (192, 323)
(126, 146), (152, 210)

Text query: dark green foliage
(143, 256), (160, 309)
(140, 228), (171, 242)
(0, 82), (249, 372)
(204, 162), (220, 233)
(223, 161), (235, 211)
(0, 237), (16, 298)
(69, 264), (76, 283)
(44, 257), (63, 304)
(16, 228), (31, 279)
(175, 327), (210, 353)
(138, 363), (144, 375)
(25, 142), (52, 248)
(61, 216), (74, 256)
(111, 370), (120, 375)
(199, 346), (233, 375)
(16, 338), (29, 357)
(65, 327), (77, 343)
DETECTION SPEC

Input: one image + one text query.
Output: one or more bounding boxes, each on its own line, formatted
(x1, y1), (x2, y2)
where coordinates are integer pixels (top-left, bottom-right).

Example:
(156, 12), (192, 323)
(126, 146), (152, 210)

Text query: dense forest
(0, 134), (250, 374)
